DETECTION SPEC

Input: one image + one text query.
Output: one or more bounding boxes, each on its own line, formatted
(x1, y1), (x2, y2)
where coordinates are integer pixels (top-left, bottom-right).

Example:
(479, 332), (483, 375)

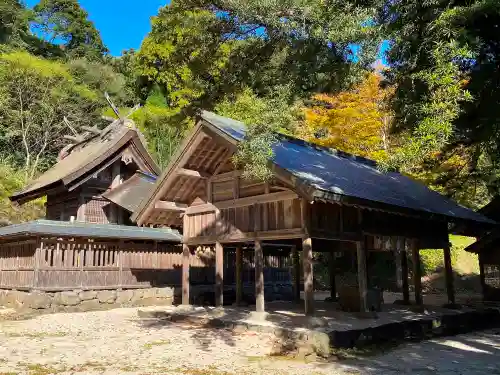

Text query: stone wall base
(0, 287), (174, 314)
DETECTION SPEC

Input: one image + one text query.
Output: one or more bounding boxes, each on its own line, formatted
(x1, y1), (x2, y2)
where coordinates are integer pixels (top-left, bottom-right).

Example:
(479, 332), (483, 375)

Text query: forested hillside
(1, 0), (499, 225)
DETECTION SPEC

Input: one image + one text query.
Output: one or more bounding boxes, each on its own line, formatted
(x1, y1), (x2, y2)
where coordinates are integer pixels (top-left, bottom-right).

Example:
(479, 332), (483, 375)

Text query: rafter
(177, 168), (211, 179)
(154, 201), (188, 211)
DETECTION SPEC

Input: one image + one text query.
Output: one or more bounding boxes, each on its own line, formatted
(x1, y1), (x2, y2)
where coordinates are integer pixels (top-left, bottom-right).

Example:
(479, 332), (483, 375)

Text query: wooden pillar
(292, 245), (300, 302)
(392, 236), (403, 291)
(400, 239), (410, 304)
(443, 243), (456, 305)
(303, 237), (314, 315)
(329, 246), (337, 301)
(479, 253), (487, 300)
(356, 239), (369, 312)
(215, 241), (223, 307)
(411, 240), (423, 305)
(255, 240), (265, 312)
(182, 244), (190, 305)
(236, 245), (243, 305)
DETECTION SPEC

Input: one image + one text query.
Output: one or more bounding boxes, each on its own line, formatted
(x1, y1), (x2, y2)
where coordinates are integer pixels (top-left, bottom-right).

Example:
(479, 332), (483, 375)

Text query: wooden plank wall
(0, 240), (36, 288)
(0, 238), (292, 291)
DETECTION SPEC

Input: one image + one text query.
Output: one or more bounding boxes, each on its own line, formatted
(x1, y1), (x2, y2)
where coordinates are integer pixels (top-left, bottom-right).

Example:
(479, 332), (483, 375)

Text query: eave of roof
(0, 220), (181, 242)
(11, 123), (160, 204)
(102, 171), (157, 213)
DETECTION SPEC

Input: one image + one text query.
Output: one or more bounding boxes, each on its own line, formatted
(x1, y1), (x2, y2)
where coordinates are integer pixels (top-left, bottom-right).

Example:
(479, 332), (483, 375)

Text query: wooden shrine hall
(132, 111), (495, 315)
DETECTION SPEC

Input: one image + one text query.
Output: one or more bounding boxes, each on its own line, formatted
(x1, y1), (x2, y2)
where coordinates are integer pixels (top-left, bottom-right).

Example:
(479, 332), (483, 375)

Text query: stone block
(97, 290), (117, 304)
(79, 290), (97, 301)
(155, 287), (174, 299)
(116, 290), (134, 305)
(79, 299), (101, 312)
(142, 288), (156, 299)
(25, 292), (52, 309)
(53, 291), (80, 306)
(131, 289), (145, 304)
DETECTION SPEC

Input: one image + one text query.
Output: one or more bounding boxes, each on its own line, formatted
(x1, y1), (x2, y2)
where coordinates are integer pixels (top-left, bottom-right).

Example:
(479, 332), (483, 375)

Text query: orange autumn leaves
(300, 72), (394, 163)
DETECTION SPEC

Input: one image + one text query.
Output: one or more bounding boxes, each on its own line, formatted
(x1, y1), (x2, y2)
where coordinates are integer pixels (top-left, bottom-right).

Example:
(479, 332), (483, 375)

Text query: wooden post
(411, 239), (423, 305)
(329, 246), (337, 301)
(33, 238), (41, 290)
(215, 241), (223, 307)
(292, 245), (300, 303)
(255, 240), (265, 312)
(400, 238), (410, 304)
(443, 243), (456, 305)
(303, 236), (314, 315)
(236, 245), (243, 305)
(392, 236), (403, 291)
(182, 244), (190, 305)
(356, 239), (369, 312)
(479, 253), (487, 300)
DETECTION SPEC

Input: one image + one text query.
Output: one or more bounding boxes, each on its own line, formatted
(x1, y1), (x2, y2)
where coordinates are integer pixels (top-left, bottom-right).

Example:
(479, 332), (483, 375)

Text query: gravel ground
(0, 307), (499, 375)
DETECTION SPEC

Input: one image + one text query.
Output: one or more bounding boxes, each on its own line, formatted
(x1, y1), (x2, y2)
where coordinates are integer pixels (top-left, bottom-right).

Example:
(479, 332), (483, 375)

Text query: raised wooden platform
(137, 300), (500, 354)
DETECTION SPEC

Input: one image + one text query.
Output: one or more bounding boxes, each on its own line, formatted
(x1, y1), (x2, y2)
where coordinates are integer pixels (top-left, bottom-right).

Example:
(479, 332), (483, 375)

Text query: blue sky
(26, 0), (168, 56)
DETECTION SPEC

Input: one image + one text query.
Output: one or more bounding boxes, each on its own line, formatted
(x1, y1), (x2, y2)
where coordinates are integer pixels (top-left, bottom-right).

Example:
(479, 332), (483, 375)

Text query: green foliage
(0, 160), (44, 225)
(380, 0), (500, 205)
(32, 0), (108, 60)
(420, 236), (477, 276)
(215, 87), (301, 180)
(0, 51), (102, 178)
(0, 0), (31, 48)
(137, 0), (379, 180)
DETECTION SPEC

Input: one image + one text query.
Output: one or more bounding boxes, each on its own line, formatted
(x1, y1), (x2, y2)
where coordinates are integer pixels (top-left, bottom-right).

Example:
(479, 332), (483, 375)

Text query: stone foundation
(0, 287), (174, 313)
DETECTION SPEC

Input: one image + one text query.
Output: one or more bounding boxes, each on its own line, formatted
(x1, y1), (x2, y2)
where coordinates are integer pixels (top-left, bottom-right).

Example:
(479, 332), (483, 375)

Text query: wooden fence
(0, 237), (292, 291)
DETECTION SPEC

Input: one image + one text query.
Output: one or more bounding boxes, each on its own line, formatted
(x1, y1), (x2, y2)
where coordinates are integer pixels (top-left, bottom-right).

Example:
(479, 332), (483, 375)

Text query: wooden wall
(0, 237), (291, 291)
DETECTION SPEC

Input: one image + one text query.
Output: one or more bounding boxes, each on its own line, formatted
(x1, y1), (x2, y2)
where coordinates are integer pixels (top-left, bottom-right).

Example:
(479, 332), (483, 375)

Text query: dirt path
(0, 308), (499, 374)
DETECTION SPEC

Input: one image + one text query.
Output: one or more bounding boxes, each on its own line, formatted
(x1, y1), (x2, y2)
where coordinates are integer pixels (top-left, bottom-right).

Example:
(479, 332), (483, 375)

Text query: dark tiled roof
(201, 111), (494, 225)
(0, 220), (181, 242)
(102, 171), (157, 213)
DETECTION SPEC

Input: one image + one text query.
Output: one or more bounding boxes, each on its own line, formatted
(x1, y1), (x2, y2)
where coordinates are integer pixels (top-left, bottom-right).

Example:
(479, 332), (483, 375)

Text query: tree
(300, 72), (394, 162)
(379, 0), (500, 205)
(0, 51), (102, 179)
(0, 0), (31, 48)
(32, 0), (108, 60)
(137, 0), (380, 180)
(215, 87), (302, 180)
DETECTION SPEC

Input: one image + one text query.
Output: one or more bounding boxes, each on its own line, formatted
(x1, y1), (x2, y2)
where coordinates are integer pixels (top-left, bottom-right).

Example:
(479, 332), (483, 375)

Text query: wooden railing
(0, 238), (292, 291)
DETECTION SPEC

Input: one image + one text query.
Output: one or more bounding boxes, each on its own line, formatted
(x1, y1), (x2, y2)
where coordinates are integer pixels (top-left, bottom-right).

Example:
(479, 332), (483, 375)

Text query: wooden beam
(443, 243), (456, 305)
(185, 228), (305, 245)
(177, 168), (210, 179)
(236, 245), (243, 306)
(63, 134), (84, 143)
(182, 244), (190, 305)
(210, 170), (243, 182)
(255, 240), (265, 312)
(357, 239), (369, 312)
(155, 201), (188, 211)
(303, 236), (314, 315)
(411, 239), (423, 305)
(392, 236), (403, 291)
(185, 191), (298, 215)
(215, 241), (223, 307)
(81, 126), (101, 135)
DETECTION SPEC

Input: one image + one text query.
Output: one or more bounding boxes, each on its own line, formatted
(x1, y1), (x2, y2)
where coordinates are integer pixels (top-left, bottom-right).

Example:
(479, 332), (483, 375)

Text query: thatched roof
(10, 119), (160, 204)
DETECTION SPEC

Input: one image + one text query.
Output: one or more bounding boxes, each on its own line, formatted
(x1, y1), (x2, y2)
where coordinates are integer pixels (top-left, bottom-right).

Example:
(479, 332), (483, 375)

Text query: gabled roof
(132, 111), (495, 227)
(10, 119), (160, 204)
(102, 171), (157, 213)
(0, 220), (181, 242)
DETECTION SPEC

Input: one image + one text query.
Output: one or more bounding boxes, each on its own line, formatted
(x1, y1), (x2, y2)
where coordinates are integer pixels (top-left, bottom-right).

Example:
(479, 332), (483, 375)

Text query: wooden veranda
(132, 111), (494, 315)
